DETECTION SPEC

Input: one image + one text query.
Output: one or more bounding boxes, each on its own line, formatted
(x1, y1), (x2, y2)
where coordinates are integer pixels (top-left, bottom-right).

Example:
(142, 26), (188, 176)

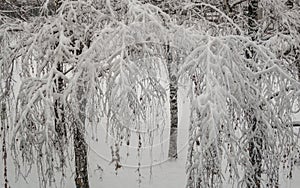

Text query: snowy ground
(2, 88), (300, 188)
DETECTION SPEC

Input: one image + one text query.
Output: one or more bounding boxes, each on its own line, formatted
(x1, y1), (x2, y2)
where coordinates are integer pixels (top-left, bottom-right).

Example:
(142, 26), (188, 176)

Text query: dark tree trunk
(165, 43), (179, 159)
(1, 103), (9, 188)
(143, 0), (180, 159)
(74, 131), (89, 188)
(247, 1), (262, 187)
(74, 83), (89, 188)
(54, 62), (67, 168)
(52, 0), (67, 173)
(248, 0), (259, 40)
(297, 61), (300, 81)
(73, 33), (90, 187)
(247, 108), (262, 188)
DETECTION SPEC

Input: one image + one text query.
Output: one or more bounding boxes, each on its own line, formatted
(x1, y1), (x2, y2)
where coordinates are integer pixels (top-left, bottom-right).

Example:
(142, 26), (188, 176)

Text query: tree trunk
(165, 43), (179, 159)
(247, 1), (262, 187)
(248, 0), (259, 40)
(144, 0), (180, 159)
(297, 61), (300, 81)
(54, 62), (67, 169)
(73, 35), (90, 187)
(74, 83), (89, 188)
(247, 108), (262, 188)
(1, 103), (9, 188)
(74, 124), (89, 188)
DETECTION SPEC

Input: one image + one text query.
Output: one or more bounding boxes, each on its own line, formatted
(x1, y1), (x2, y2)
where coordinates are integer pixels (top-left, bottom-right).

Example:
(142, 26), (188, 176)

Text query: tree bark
(74, 87), (89, 188)
(74, 124), (89, 188)
(165, 43), (179, 159)
(1, 103), (9, 188)
(142, 0), (180, 159)
(51, 0), (67, 174)
(54, 62), (67, 168)
(73, 36), (90, 188)
(297, 61), (300, 82)
(248, 0), (259, 40)
(247, 108), (262, 188)
(247, 1), (262, 187)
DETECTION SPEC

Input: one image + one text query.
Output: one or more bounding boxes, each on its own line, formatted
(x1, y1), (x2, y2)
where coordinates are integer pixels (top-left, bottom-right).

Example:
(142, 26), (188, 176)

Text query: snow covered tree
(1, 1), (300, 188)
(8, 1), (101, 187)
(0, 13), (22, 188)
(180, 33), (300, 188)
(2, 0), (168, 187)
(180, 1), (300, 188)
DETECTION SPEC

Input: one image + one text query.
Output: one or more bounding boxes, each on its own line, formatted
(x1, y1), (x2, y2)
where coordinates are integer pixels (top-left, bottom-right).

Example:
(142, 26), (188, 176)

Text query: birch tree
(8, 1), (102, 187)
(0, 13), (22, 188)
(181, 1), (300, 187)
(3, 0), (168, 187)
